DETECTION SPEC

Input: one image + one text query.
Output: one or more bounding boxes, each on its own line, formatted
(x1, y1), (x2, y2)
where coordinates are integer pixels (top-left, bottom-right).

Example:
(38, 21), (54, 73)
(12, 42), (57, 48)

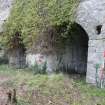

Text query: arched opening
(8, 32), (26, 69)
(70, 23), (89, 74)
(32, 22), (89, 74)
(63, 23), (89, 74)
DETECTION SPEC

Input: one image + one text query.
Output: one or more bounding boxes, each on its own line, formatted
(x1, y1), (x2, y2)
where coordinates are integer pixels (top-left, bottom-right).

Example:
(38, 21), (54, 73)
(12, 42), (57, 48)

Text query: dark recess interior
(63, 23), (89, 74)
(8, 32), (26, 69)
(96, 25), (102, 35)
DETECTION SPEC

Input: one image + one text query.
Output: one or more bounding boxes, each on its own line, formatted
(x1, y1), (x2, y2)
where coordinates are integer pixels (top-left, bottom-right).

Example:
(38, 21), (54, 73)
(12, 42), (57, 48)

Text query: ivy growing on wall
(2, 0), (80, 49)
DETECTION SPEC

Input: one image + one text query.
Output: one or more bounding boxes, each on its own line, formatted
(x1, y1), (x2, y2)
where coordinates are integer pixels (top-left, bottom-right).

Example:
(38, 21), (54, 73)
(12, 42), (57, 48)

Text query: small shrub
(0, 56), (8, 64)
(31, 62), (47, 74)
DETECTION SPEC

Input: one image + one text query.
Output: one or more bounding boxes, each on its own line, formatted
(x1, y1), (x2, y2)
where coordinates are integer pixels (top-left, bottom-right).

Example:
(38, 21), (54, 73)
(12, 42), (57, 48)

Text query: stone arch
(65, 22), (89, 74)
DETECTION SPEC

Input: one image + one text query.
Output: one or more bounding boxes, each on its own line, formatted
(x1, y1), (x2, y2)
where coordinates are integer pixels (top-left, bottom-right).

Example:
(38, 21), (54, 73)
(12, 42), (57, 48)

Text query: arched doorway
(66, 23), (89, 74)
(8, 32), (26, 69)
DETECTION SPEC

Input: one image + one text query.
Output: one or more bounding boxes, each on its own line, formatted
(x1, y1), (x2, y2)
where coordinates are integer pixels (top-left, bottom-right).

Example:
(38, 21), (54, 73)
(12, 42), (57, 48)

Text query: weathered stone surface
(76, 0), (105, 84)
(76, 0), (105, 39)
(0, 0), (13, 32)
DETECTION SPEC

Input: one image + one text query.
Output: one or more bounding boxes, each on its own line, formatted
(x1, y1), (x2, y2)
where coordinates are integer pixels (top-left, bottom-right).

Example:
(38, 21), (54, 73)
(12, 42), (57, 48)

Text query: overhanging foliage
(2, 0), (80, 49)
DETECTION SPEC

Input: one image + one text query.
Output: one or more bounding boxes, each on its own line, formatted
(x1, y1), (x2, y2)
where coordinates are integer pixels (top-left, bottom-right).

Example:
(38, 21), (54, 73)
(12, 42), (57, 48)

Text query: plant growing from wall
(31, 62), (47, 74)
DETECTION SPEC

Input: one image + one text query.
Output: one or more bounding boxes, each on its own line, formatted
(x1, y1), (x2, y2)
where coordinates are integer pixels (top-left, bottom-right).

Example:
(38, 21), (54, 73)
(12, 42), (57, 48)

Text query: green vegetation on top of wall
(2, 0), (80, 49)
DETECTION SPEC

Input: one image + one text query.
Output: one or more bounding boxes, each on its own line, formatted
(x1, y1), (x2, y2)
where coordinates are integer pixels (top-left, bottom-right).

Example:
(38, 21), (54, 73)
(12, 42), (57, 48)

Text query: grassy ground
(0, 65), (105, 105)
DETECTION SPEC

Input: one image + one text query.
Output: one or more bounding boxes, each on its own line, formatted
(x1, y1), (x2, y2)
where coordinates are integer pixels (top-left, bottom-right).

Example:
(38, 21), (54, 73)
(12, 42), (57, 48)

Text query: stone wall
(76, 0), (105, 84)
(0, 0), (13, 32)
(26, 0), (105, 85)
(26, 53), (58, 73)
(26, 23), (88, 74)
(0, 0), (12, 65)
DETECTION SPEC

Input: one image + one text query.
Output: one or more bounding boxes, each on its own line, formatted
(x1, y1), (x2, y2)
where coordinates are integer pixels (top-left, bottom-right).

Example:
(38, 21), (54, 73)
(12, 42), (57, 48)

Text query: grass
(0, 65), (105, 105)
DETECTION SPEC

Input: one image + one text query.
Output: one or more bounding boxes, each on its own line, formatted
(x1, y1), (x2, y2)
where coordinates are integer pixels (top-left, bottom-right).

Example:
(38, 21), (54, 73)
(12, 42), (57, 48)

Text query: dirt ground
(0, 73), (104, 105)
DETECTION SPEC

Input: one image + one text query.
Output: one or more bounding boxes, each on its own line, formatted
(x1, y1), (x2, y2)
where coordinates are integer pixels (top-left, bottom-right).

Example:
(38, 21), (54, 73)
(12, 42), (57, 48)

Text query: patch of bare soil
(0, 87), (8, 105)
(0, 75), (10, 105)
(0, 75), (17, 105)
(0, 76), (11, 85)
